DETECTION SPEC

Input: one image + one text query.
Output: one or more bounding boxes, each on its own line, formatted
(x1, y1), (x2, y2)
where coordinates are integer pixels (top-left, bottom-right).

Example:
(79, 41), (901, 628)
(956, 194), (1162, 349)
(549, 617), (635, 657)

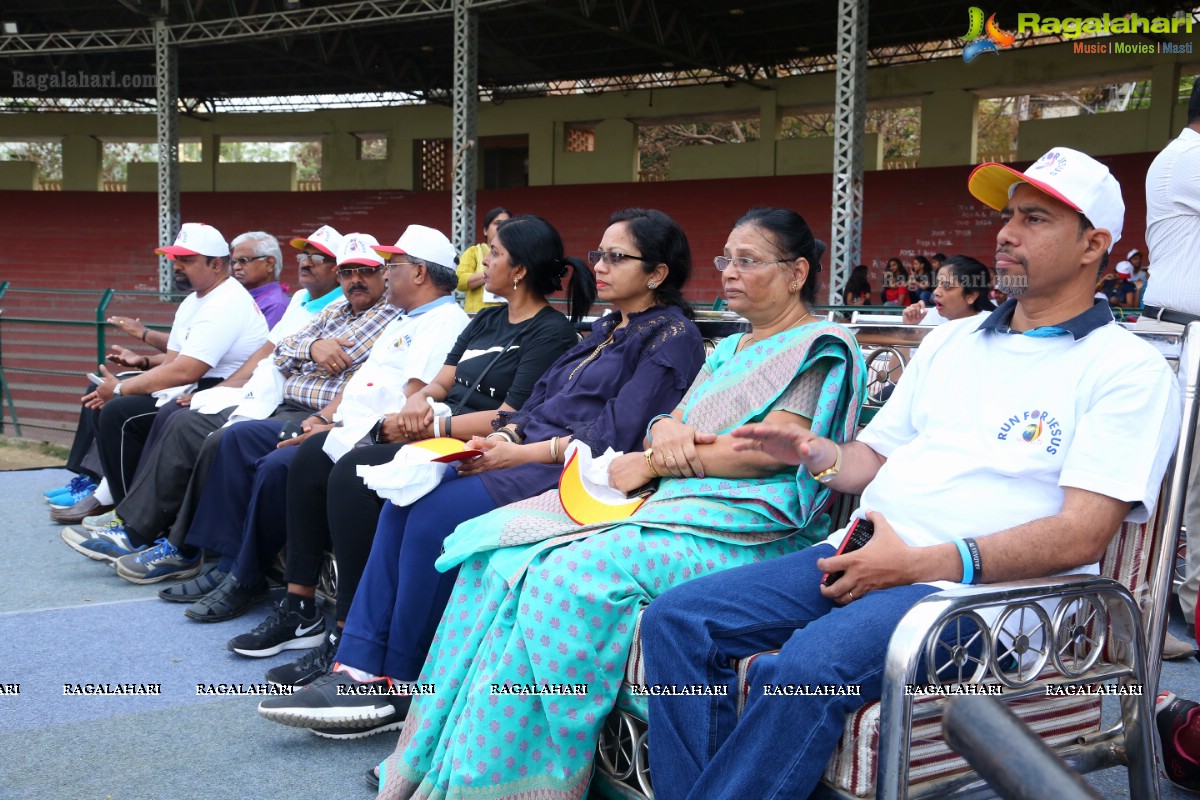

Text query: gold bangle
(550, 436), (559, 463)
(644, 448), (661, 478)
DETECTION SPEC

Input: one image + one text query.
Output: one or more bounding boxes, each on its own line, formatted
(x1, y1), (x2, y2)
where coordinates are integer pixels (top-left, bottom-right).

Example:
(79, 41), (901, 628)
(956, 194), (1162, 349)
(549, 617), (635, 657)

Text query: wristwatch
(369, 415), (387, 444)
(809, 443), (842, 484)
(113, 382), (123, 397)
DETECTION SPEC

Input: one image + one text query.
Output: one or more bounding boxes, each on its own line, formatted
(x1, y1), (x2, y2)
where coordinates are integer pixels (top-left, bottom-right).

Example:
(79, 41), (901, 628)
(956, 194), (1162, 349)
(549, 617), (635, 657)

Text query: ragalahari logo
(962, 7), (1016, 62)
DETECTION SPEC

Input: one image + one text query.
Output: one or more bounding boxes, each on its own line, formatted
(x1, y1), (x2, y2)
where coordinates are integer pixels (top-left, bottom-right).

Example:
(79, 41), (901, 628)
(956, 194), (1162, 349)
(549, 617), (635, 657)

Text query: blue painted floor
(3, 467), (1200, 799)
(0, 468), (391, 800)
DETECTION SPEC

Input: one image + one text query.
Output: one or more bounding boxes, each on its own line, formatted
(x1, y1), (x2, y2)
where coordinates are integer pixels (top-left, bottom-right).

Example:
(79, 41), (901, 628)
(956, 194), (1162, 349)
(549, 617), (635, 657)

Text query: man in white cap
(637, 147), (1181, 800)
(62, 224), (269, 519)
(62, 233), (397, 601)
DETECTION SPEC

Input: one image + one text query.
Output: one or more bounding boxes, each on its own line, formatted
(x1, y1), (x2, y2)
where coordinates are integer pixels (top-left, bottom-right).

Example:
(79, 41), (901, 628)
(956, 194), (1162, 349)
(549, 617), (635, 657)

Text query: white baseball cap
(155, 223), (230, 259)
(1115, 261), (1134, 277)
(374, 224), (459, 268)
(290, 225), (343, 258)
(336, 233), (384, 267)
(968, 147), (1124, 251)
(1127, 248), (1141, 259)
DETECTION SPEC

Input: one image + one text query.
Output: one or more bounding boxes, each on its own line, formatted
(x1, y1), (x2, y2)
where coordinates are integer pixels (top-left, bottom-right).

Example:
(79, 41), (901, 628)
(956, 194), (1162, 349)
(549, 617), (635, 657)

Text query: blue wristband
(645, 414), (673, 444)
(953, 539), (974, 585)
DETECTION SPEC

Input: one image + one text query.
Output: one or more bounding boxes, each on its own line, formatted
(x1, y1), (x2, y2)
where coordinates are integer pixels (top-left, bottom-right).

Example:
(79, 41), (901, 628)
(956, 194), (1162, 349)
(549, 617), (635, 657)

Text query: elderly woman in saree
(374, 207), (867, 800)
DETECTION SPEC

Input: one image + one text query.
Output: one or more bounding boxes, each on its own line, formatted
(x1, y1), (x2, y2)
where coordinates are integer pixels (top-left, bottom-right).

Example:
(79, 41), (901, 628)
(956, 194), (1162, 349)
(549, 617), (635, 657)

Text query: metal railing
(0, 284), (182, 437)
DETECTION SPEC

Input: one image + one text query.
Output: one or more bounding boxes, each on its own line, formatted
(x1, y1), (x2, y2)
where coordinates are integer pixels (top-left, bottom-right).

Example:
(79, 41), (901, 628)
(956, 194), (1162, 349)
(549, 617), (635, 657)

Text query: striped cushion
(819, 691), (1102, 797)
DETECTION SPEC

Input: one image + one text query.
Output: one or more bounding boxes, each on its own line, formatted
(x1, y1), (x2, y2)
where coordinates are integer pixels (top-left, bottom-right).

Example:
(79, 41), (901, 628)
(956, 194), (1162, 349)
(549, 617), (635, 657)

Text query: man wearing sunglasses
(230, 231), (289, 328)
(62, 233), (398, 595)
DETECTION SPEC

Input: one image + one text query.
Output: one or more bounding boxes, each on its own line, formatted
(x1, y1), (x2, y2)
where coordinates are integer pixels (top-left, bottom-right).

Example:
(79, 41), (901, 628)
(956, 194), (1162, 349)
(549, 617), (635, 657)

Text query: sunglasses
(336, 265), (384, 278)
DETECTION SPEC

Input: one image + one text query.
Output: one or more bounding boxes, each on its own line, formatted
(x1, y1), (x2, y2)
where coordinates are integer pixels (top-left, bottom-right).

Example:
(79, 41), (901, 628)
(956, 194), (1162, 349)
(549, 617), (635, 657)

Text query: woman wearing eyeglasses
(341, 208), (866, 800)
(256, 209), (705, 731)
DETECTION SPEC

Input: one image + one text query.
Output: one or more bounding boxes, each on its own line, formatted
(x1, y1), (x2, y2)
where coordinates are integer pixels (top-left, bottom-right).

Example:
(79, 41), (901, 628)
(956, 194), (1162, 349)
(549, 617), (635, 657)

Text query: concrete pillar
(197, 131), (217, 191)
(528, 122), (554, 186)
(1149, 61), (1183, 150)
(759, 90), (779, 177)
(61, 135), (102, 191)
(919, 90), (979, 168)
(387, 130), (415, 189)
(595, 118), (637, 182)
(320, 132), (358, 190)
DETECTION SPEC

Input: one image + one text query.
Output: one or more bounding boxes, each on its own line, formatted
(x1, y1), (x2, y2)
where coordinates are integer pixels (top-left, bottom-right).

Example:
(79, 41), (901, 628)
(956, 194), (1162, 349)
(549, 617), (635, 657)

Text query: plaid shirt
(273, 294), (399, 410)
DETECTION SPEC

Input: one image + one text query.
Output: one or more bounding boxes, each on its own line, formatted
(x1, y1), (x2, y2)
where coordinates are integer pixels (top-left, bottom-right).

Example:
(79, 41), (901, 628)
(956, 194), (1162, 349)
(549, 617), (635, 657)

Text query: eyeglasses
(231, 255), (270, 266)
(587, 250), (653, 267)
(296, 253), (332, 265)
(336, 265), (384, 278)
(713, 256), (791, 272)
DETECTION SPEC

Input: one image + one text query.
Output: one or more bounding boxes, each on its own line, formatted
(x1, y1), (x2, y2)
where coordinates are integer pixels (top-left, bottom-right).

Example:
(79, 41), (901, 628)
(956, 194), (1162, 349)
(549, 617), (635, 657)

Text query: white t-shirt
(828, 310), (1180, 589)
(1143, 126), (1200, 314)
(323, 298), (470, 461)
(166, 276), (269, 379)
(268, 289), (346, 345)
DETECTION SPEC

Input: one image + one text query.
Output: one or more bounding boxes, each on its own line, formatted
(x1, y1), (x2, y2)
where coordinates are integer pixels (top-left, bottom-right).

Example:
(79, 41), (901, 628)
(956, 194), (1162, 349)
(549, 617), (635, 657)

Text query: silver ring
(847, 590), (855, 602)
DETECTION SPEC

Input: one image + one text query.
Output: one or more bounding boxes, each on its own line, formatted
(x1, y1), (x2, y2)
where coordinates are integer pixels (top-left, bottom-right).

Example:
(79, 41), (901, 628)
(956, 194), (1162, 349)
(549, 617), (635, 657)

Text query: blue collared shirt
(400, 295), (458, 318)
(975, 298), (1114, 340)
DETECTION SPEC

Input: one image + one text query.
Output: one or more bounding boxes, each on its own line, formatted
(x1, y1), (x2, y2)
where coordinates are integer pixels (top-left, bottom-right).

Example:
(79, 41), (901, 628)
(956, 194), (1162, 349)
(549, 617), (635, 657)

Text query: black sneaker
(256, 669), (411, 729)
(227, 598), (326, 657)
(265, 628), (341, 687)
(310, 719), (405, 741)
(158, 567), (228, 603)
(1157, 691), (1200, 791)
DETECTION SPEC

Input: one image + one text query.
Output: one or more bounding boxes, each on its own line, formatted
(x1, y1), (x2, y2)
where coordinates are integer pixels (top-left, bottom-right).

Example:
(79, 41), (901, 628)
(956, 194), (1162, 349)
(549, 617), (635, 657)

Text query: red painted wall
(0, 150), (1154, 306)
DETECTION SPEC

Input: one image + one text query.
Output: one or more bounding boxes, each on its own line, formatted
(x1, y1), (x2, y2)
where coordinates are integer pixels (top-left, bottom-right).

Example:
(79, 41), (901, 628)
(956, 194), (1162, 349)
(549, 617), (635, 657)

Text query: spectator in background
(1139, 78), (1200, 660)
(1121, 248), (1148, 286)
(456, 206), (511, 312)
(932, 252), (947, 269)
(902, 255), (996, 325)
(841, 264), (872, 306)
(230, 231), (290, 328)
(881, 257), (910, 306)
(1098, 264), (1137, 309)
(908, 255), (936, 304)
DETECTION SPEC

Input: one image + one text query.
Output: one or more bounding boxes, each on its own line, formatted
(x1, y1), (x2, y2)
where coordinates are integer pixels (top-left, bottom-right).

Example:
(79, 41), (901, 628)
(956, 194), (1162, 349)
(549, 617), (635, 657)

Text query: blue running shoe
(115, 539), (202, 585)
(46, 476), (96, 507)
(62, 522), (146, 564)
(44, 474), (91, 500)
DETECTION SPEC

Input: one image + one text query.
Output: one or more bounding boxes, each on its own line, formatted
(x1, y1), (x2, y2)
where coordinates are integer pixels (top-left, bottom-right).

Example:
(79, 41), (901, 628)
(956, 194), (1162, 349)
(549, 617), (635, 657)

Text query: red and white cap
(1115, 261), (1134, 277)
(155, 223), (230, 259)
(967, 147), (1124, 251)
(374, 224), (458, 268)
(336, 233), (384, 267)
(289, 225), (343, 258)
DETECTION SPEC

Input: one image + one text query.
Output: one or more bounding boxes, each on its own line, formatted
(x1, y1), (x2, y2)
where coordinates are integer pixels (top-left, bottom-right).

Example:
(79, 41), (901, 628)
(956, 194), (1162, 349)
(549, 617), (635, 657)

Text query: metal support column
(154, 18), (180, 293)
(829, 0), (867, 304)
(450, 0), (479, 255)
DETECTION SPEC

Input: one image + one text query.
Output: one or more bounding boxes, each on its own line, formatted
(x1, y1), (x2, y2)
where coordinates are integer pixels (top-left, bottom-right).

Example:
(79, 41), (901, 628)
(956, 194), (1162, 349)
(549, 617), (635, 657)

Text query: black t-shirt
(443, 305), (578, 412)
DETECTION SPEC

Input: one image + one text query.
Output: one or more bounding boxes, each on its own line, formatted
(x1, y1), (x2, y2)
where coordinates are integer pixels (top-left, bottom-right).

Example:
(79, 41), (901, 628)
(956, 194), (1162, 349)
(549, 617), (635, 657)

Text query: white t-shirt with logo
(828, 313), (1180, 589)
(323, 299), (470, 461)
(166, 276), (269, 379)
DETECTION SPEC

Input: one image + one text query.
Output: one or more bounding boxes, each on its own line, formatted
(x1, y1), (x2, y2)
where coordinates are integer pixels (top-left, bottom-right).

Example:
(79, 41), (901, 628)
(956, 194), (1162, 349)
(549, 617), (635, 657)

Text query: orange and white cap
(289, 225), (343, 258)
(155, 223), (230, 259)
(968, 146), (1124, 251)
(336, 233), (385, 267)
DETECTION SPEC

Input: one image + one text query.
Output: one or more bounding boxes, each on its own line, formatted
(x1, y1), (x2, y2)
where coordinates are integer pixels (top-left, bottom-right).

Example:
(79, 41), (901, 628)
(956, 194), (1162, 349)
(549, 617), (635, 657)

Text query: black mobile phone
(821, 517), (875, 587)
(278, 421), (304, 441)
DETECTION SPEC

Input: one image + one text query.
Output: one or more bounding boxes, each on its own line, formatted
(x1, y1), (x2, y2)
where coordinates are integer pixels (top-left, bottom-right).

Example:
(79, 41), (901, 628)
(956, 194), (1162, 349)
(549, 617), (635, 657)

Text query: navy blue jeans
(641, 543), (938, 800)
(335, 473), (497, 681)
(185, 418), (296, 584)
